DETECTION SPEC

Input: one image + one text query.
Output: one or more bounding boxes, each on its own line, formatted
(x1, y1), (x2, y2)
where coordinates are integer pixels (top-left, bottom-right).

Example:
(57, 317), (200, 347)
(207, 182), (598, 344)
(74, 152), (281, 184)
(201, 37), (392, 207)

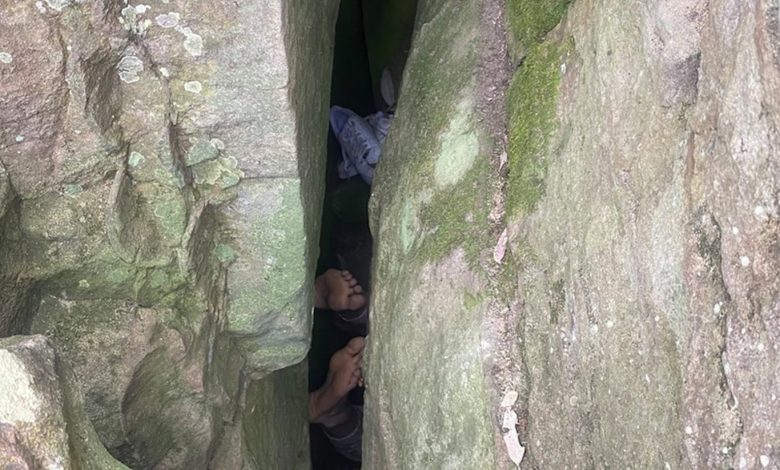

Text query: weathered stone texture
(364, 0), (778, 468)
(0, 335), (127, 469)
(502, 0), (780, 468)
(364, 0), (500, 468)
(1, 0), (338, 466)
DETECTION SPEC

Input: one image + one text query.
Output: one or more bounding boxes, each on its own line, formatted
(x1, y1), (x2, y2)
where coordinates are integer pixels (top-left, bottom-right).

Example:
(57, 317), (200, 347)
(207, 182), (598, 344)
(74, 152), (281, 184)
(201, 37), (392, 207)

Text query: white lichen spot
(121, 5), (151, 34)
(35, 1), (47, 13)
(739, 457), (748, 469)
(685, 426), (693, 435)
(120, 5), (134, 19)
(760, 455), (770, 467)
(128, 151), (145, 167)
(78, 279), (90, 288)
(654, 315), (660, 322)
(732, 226), (739, 235)
(117, 55), (144, 83)
(44, 0), (70, 11)
(757, 343), (765, 352)
(159, 66), (170, 78)
(0, 351), (41, 423)
(176, 26), (203, 56)
(14, 135), (24, 143)
(590, 324), (599, 334)
(0, 52), (13, 64)
(434, 95), (478, 187)
(713, 303), (721, 314)
(606, 320), (615, 329)
(155, 12), (180, 28)
(740, 256), (751, 267)
(754, 205), (766, 217)
(721, 447), (730, 454)
(184, 80), (202, 94)
(210, 138), (225, 150)
(134, 4), (150, 14)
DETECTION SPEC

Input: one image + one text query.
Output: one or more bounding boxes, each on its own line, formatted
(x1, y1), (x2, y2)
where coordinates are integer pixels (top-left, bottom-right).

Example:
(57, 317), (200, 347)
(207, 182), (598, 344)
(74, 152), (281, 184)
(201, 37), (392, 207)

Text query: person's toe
(348, 293), (367, 311)
(347, 277), (358, 287)
(345, 336), (365, 354)
(352, 285), (363, 294)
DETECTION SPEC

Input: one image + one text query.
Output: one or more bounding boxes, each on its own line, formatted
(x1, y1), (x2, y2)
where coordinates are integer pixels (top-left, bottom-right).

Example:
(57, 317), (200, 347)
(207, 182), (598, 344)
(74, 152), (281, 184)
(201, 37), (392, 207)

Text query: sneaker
(330, 106), (381, 185)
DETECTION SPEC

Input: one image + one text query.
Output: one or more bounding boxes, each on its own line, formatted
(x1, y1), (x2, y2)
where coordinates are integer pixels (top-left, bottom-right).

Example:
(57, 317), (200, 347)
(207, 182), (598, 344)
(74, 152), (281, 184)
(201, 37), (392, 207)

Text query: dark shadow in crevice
(308, 0), (417, 468)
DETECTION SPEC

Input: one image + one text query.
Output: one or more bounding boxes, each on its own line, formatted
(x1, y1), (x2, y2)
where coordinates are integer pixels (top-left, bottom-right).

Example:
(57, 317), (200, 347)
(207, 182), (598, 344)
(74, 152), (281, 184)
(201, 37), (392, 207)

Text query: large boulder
(363, 0), (503, 467)
(364, 0), (779, 468)
(0, 0), (338, 466)
(502, 0), (780, 467)
(0, 335), (126, 469)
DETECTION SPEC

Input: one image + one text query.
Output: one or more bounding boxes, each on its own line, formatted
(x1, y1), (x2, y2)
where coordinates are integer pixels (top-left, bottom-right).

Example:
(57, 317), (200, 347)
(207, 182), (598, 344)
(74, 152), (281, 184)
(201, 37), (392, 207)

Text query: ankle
(314, 399), (351, 428)
(309, 388), (345, 424)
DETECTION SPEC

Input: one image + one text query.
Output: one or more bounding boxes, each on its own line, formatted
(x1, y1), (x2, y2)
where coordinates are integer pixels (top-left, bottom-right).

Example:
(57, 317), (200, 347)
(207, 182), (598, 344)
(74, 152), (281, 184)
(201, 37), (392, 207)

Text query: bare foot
(309, 337), (365, 425)
(315, 269), (367, 311)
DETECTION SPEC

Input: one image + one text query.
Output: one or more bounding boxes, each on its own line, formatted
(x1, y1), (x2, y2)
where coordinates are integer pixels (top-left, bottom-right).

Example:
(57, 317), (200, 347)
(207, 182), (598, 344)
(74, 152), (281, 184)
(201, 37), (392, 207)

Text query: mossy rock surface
(363, 0), (498, 467)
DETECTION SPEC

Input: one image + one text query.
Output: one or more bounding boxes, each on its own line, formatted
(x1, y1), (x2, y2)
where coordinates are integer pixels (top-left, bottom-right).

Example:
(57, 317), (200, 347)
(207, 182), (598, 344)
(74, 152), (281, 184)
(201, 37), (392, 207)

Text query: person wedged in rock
(309, 336), (366, 463)
(309, 270), (369, 464)
(315, 269), (367, 312)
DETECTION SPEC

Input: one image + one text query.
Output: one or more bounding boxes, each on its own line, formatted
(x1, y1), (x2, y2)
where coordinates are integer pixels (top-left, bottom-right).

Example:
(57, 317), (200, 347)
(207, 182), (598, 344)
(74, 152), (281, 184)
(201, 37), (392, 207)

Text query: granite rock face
(0, 0), (337, 466)
(1, 0), (778, 467)
(364, 0), (779, 468)
(0, 335), (126, 470)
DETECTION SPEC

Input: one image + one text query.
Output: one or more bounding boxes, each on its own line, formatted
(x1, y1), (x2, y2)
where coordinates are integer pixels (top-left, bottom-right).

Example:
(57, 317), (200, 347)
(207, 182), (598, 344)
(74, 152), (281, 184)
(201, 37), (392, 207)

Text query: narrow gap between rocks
(307, 1), (416, 468)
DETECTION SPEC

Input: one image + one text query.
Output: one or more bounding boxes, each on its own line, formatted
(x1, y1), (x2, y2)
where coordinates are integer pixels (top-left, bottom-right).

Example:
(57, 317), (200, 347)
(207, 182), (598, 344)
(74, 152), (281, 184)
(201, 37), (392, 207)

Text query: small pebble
(0, 52), (12, 64)
(760, 455), (770, 467)
(15, 135), (24, 142)
(740, 256), (751, 267)
(685, 426), (693, 435)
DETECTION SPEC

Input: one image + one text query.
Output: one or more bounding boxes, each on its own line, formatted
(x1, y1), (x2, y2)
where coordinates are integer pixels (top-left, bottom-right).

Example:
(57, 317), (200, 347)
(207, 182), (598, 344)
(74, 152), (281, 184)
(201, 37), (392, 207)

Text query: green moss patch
(506, 39), (568, 216)
(417, 159), (492, 264)
(507, 0), (572, 54)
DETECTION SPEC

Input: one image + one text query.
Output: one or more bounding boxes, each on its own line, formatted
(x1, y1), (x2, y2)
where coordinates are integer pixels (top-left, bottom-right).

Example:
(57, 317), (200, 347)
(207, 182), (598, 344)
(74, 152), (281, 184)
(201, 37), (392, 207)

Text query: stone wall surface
(1, 0), (778, 467)
(364, 0), (779, 468)
(363, 0), (503, 467)
(0, 0), (338, 466)
(0, 335), (127, 469)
